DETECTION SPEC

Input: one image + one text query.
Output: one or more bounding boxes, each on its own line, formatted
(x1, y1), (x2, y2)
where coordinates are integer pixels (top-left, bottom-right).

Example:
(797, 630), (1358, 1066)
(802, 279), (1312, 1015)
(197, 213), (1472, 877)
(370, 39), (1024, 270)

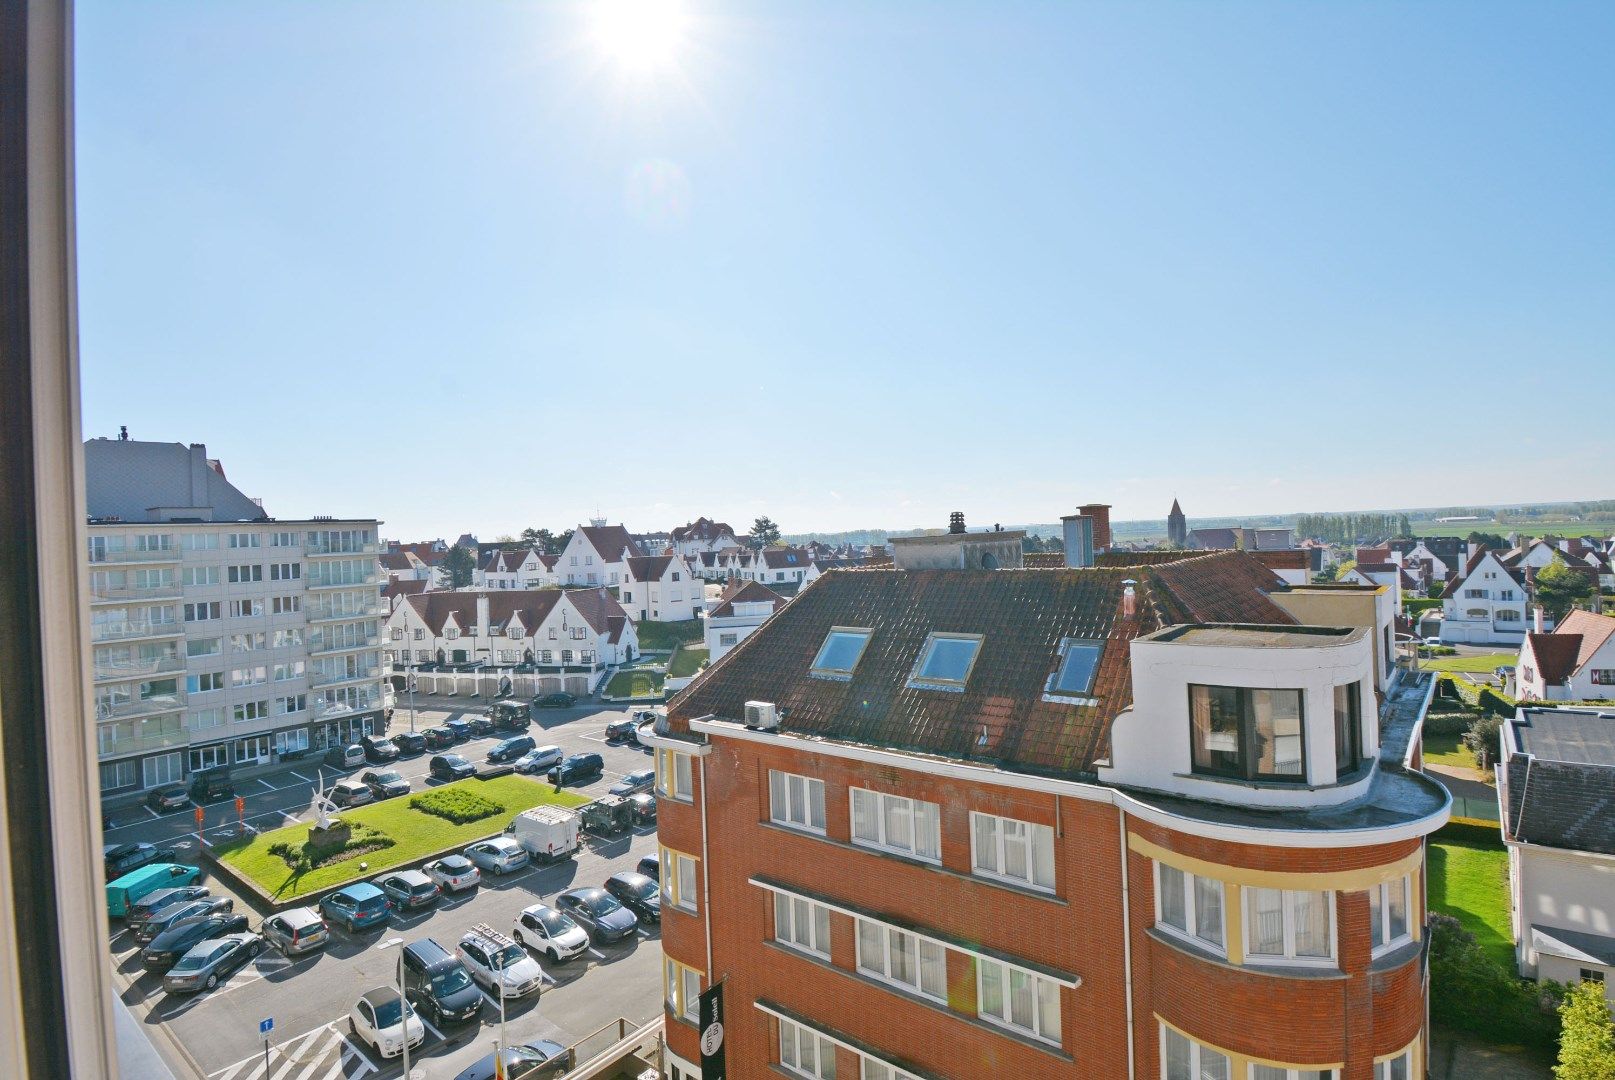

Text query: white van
(504, 805), (581, 863)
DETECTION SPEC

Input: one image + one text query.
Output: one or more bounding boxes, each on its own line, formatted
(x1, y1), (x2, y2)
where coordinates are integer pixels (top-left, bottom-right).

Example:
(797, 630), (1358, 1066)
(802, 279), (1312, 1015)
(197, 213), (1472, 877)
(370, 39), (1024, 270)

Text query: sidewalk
(1429, 1025), (1550, 1079)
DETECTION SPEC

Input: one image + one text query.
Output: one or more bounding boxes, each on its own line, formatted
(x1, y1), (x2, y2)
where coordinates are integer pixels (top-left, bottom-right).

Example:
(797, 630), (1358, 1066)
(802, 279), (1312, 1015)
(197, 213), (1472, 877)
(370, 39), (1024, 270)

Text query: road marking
(258, 779), (277, 792)
(587, 947), (605, 960)
(144, 806), (162, 820)
(418, 1015), (444, 1043)
(289, 770), (311, 782)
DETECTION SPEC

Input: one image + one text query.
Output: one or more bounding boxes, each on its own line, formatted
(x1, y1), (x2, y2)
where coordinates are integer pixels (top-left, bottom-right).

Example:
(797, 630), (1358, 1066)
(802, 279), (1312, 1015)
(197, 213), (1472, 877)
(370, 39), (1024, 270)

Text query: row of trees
(1293, 513), (1411, 544)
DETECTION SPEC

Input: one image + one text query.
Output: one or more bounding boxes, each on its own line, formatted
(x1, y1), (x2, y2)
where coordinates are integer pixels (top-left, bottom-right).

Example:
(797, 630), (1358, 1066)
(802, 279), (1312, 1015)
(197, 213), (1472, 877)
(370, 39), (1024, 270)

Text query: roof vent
(744, 701), (779, 731)
(948, 512), (966, 535)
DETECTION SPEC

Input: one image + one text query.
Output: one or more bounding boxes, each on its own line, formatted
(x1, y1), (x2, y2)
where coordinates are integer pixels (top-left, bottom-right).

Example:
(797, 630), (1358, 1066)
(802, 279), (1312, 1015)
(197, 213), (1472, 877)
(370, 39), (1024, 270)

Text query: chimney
(1061, 513), (1094, 568)
(1077, 503), (1112, 551)
(1122, 579), (1138, 617)
(1533, 605), (1544, 633)
(948, 512), (966, 535)
(477, 594), (491, 636)
(188, 442), (211, 507)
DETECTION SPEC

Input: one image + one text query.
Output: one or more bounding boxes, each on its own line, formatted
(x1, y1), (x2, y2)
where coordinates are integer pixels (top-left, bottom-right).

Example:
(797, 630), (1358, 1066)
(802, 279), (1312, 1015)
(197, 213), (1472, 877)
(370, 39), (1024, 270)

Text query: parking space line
(144, 805), (162, 820)
(587, 947), (605, 960)
(419, 1015), (444, 1043)
(289, 771), (311, 782)
(258, 779), (277, 792)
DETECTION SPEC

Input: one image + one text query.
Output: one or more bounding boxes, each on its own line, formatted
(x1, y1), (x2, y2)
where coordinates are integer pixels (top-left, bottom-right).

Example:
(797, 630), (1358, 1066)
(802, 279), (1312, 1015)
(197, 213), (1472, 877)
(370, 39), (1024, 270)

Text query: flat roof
(1513, 708), (1615, 766)
(1147, 624), (1362, 648)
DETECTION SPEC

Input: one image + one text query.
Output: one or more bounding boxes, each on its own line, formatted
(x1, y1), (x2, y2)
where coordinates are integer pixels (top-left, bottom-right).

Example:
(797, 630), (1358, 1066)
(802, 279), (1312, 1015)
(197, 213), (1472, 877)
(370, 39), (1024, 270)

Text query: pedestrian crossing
(207, 1023), (375, 1080)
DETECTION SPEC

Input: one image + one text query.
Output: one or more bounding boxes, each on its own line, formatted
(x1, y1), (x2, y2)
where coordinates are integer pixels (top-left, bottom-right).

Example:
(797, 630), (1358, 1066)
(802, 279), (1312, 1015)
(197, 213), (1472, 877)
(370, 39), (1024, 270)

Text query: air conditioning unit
(744, 700), (779, 731)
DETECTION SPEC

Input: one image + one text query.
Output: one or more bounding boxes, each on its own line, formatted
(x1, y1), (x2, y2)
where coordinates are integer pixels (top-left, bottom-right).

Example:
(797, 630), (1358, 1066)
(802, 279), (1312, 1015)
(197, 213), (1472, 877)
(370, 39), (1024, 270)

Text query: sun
(590, 0), (689, 72)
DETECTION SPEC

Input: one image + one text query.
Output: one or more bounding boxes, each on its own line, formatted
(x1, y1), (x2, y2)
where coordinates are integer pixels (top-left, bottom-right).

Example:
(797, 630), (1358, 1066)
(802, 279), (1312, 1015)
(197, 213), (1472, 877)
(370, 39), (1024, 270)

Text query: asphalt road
(105, 699), (666, 1080)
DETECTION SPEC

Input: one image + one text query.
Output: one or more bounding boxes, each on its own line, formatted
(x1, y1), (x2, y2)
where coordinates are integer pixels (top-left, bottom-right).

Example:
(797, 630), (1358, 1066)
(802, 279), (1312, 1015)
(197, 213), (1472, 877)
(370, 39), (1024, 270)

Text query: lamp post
(493, 946), (508, 1062)
(379, 936), (418, 1080)
(407, 664), (418, 734)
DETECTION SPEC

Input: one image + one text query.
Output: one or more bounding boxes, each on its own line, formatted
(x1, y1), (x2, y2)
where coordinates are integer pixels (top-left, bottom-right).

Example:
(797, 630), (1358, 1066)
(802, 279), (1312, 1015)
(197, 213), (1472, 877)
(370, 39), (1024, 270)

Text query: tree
(1397, 514), (1412, 537)
(520, 527), (560, 553)
(1537, 555), (1595, 623)
(751, 517), (781, 549)
(1556, 977), (1615, 1080)
(442, 544), (476, 589)
(1469, 531), (1508, 550)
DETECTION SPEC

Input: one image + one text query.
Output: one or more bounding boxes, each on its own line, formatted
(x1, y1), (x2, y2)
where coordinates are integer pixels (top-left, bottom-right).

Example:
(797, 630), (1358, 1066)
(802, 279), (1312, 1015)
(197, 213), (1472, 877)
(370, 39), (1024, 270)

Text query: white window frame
(976, 954), (1062, 1046)
(778, 1016), (837, 1080)
(1369, 876), (1413, 957)
(810, 627), (873, 680)
(1161, 1025), (1231, 1080)
(861, 1061), (921, 1080)
(906, 631), (984, 691)
(235, 735), (272, 765)
(849, 787), (941, 863)
(1250, 1065), (1338, 1080)
(274, 729), (309, 755)
(663, 957), (701, 1024)
(186, 672), (223, 694)
(1373, 1042), (1416, 1080)
(141, 752), (182, 789)
(660, 847), (698, 913)
(656, 748), (694, 800)
(773, 892), (831, 959)
(769, 769), (826, 834)
(970, 811), (1056, 892)
(855, 919), (947, 1003)
(1154, 861), (1227, 957)
(1242, 887), (1337, 966)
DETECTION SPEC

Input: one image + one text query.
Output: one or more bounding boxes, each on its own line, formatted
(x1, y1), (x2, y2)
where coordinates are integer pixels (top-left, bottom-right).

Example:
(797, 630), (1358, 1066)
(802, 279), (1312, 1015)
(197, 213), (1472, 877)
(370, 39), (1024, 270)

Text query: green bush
(1464, 714), (1505, 770)
(1421, 644), (1458, 657)
(1555, 977), (1615, 1079)
(1405, 597), (1445, 617)
(1429, 913), (1562, 1050)
(409, 787), (505, 825)
(1424, 709), (1475, 736)
(267, 822), (395, 871)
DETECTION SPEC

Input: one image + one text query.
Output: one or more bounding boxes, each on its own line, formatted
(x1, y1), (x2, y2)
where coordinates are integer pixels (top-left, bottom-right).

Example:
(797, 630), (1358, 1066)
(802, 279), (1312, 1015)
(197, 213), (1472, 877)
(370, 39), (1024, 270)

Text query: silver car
(422, 855), (481, 893)
(135, 896), (233, 944)
(260, 906), (329, 955)
(462, 838), (529, 876)
(512, 745), (564, 774)
(162, 932), (262, 994)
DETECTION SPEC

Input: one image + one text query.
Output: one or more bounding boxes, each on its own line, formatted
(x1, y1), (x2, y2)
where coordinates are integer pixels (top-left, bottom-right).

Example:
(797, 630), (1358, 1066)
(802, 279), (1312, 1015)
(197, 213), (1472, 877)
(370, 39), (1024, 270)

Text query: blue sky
(75, 1), (1614, 539)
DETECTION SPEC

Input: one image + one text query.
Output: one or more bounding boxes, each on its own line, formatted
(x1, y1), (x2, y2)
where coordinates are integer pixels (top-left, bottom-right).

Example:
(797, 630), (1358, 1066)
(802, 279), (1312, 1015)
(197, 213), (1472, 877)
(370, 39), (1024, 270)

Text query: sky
(74, 1), (1615, 539)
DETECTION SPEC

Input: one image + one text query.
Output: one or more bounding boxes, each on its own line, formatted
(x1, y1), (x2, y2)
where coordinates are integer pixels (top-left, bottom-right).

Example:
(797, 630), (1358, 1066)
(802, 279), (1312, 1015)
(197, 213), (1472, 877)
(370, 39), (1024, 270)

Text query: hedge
(1428, 912), (1562, 1051)
(409, 787), (506, 825)
(1439, 675), (1517, 716)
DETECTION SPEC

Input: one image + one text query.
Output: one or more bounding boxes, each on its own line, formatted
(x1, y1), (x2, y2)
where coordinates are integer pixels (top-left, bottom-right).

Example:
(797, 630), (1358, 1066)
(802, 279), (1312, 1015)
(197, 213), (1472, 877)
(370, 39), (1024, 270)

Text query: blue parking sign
(259, 1017), (273, 1035)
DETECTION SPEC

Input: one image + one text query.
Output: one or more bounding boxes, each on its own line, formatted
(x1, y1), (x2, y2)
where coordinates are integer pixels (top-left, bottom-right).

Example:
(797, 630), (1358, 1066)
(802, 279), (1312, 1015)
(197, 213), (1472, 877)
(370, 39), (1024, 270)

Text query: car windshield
(493, 943), (526, 968)
(355, 897), (388, 915)
(507, 1049), (558, 1079)
(431, 968), (472, 995)
(445, 755), (467, 767)
(584, 893), (621, 916)
(538, 910), (575, 935)
(170, 950), (212, 972)
(372, 997), (413, 1027)
(622, 878), (657, 901)
(373, 772), (401, 784)
(410, 882), (436, 896)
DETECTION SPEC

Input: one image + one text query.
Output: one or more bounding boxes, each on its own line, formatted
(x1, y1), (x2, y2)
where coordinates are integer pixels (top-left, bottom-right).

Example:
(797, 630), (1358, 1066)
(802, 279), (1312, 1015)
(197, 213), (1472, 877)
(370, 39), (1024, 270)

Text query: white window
(233, 700), (269, 722)
(188, 744), (228, 772)
(269, 562), (300, 581)
(977, 956), (1062, 1045)
(271, 595), (300, 615)
(229, 599), (263, 618)
(273, 661), (305, 682)
(1156, 862), (1226, 955)
(227, 564), (263, 583)
(856, 919), (946, 1002)
(229, 632), (266, 652)
(186, 637), (221, 658)
(1373, 1044), (1415, 1080)
(275, 694), (307, 715)
(811, 628), (872, 679)
(272, 628), (302, 648)
(182, 532), (219, 551)
(274, 728), (309, 754)
(228, 532), (261, 549)
(1243, 888), (1335, 964)
(907, 632), (983, 690)
(656, 748), (694, 799)
(269, 530), (296, 547)
(719, 633), (738, 646)
(236, 735), (272, 764)
(445, 628), (460, 640)
(187, 672), (223, 693)
(663, 958), (701, 1023)
(971, 812), (1056, 891)
(390, 628), (404, 641)
(778, 1017), (837, 1080)
(142, 752), (182, 788)
(1162, 1026), (1230, 1080)
(100, 760), (137, 790)
(774, 892), (831, 958)
(182, 565), (219, 586)
(230, 665), (267, 687)
(415, 650), (430, 662)
(1369, 877), (1412, 955)
(861, 1061), (921, 1080)
(769, 770), (826, 834)
(850, 788), (941, 862)
(188, 707), (225, 731)
(1252, 1066), (1336, 1080)
(660, 847), (698, 912)
(184, 601), (221, 622)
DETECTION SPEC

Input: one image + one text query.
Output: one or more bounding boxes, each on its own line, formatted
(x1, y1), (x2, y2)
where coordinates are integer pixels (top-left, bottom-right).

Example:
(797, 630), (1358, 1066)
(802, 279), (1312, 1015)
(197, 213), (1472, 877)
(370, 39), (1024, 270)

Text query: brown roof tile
(707, 580), (787, 619)
(578, 525), (640, 563)
(1555, 610), (1615, 674)
(1527, 633), (1582, 686)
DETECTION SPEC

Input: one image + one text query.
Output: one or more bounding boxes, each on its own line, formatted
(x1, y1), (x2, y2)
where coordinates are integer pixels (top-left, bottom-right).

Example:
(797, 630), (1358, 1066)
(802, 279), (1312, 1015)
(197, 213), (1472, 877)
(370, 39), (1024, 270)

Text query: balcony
(304, 574), (380, 591)
(97, 727), (188, 760)
(310, 694), (382, 719)
(95, 696), (184, 723)
(308, 633), (381, 657)
(90, 547), (180, 565)
(307, 600), (384, 623)
(304, 540), (380, 557)
(308, 666), (381, 690)
(93, 655), (185, 682)
(91, 621), (183, 644)
(89, 583), (183, 605)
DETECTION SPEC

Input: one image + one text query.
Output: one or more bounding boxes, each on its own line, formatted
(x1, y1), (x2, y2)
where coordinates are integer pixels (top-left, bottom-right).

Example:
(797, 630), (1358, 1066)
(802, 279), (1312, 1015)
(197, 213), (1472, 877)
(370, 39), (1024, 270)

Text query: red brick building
(644, 521), (1447, 1080)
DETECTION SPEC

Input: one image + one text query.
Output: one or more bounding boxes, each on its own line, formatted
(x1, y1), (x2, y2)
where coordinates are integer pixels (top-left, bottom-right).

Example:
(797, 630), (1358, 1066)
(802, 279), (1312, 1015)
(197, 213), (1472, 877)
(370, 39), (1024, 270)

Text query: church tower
(1167, 498), (1187, 548)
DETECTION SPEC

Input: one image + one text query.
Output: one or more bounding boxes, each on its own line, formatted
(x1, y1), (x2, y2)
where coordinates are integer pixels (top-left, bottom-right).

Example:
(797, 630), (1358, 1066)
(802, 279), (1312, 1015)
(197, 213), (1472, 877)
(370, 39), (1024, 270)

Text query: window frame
(1043, 637), (1104, 702)
(768, 769), (826, 835)
(1187, 683), (1308, 783)
(855, 918), (947, 1003)
(970, 811), (1056, 892)
(663, 957), (702, 1025)
(660, 846), (698, 913)
(906, 632), (985, 692)
(655, 748), (694, 800)
(777, 1016), (837, 1080)
(976, 954), (1063, 1046)
(810, 627), (873, 681)
(1368, 876), (1413, 957)
(849, 787), (941, 864)
(773, 891), (831, 959)
(1333, 681), (1362, 775)
(1154, 861), (1227, 957)
(1240, 886), (1337, 966)
(1372, 1042), (1416, 1080)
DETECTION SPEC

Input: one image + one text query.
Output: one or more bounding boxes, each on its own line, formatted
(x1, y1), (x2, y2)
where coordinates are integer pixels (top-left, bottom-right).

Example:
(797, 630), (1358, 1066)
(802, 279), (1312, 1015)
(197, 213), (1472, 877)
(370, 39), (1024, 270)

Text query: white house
(621, 554), (702, 623)
(670, 517), (737, 558)
(756, 547), (812, 590)
(1440, 549), (1533, 645)
(1516, 610), (1615, 702)
(1340, 562), (1405, 615)
(474, 547), (560, 590)
(703, 580), (786, 662)
(1499, 707), (1615, 1003)
(558, 522), (642, 587)
(383, 588), (637, 697)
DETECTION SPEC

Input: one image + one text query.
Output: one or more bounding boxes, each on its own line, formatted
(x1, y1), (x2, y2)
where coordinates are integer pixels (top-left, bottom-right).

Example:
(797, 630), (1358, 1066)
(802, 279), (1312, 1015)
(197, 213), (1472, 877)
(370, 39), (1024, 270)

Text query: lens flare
(591, 0), (688, 72)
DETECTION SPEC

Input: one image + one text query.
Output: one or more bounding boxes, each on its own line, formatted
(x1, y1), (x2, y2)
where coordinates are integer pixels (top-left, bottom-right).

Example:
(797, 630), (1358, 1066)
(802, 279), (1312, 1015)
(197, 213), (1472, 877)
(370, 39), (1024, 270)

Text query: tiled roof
(379, 552), (414, 571)
(707, 580), (787, 619)
(565, 586), (629, 635)
(1187, 528), (1239, 550)
(1023, 551), (1067, 568)
(672, 517), (734, 543)
(761, 547), (810, 569)
(1250, 550), (1309, 572)
(1526, 633), (1582, 685)
(1094, 550), (1189, 568)
(626, 555), (676, 582)
(578, 525), (640, 563)
(1442, 547), (1524, 597)
(383, 579), (428, 600)
(1556, 610), (1615, 673)
(669, 551), (1293, 777)
(404, 590), (562, 635)
(1505, 754), (1615, 855)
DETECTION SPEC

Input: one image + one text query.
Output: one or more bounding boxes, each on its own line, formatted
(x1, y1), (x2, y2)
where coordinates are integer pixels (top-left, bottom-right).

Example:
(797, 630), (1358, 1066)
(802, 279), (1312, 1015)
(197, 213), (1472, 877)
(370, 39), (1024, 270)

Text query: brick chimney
(1077, 503), (1112, 552)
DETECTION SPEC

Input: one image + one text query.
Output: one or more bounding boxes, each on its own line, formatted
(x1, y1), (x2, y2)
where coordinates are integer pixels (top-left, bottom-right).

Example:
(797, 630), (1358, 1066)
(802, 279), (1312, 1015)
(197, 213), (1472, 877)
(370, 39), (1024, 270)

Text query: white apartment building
(621, 554), (702, 623)
(86, 438), (385, 802)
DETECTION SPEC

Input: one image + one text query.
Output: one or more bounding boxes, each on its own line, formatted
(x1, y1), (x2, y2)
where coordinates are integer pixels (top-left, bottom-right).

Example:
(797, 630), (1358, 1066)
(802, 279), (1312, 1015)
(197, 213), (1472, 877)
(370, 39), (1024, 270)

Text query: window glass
(912, 634), (981, 686)
(1049, 640), (1102, 696)
(1334, 682), (1362, 773)
(1189, 684), (1307, 781)
(977, 956), (1061, 1044)
(769, 770), (825, 833)
(812, 629), (871, 677)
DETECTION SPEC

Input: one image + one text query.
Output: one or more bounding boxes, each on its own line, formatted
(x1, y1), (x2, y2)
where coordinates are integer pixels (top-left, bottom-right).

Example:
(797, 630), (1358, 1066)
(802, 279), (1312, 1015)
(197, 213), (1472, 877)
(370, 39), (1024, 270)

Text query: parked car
(260, 906), (329, 955)
(319, 882), (392, 932)
(554, 887), (638, 944)
(348, 986), (425, 1060)
(324, 744), (365, 769)
(401, 938), (483, 1025)
(512, 745), (563, 774)
(636, 854), (659, 882)
(136, 896), (234, 943)
(375, 870), (441, 911)
(451, 1041), (570, 1080)
(467, 716), (495, 738)
(513, 903), (589, 963)
(444, 719), (473, 742)
(423, 854), (482, 893)
(463, 838), (529, 876)
(162, 931), (262, 994)
(103, 842), (174, 882)
(603, 871), (660, 925)
(141, 912), (250, 972)
(126, 885), (210, 930)
(107, 863), (200, 919)
(361, 770), (411, 800)
(422, 727), (456, 750)
(144, 786), (190, 813)
(631, 709), (660, 724)
(188, 765), (235, 803)
(487, 735), (536, 764)
(328, 779), (374, 808)
(534, 692), (576, 709)
(627, 792), (657, 825)
(456, 927), (543, 999)
(547, 753), (604, 788)
(608, 768), (656, 797)
(489, 701), (532, 732)
(361, 734), (400, 764)
(429, 754), (476, 782)
(604, 718), (639, 744)
(391, 731), (427, 755)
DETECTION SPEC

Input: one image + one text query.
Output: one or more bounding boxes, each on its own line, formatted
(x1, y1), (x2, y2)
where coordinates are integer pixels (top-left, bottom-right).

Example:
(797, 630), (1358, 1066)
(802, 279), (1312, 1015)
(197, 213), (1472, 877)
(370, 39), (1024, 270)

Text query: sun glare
(591, 0), (688, 72)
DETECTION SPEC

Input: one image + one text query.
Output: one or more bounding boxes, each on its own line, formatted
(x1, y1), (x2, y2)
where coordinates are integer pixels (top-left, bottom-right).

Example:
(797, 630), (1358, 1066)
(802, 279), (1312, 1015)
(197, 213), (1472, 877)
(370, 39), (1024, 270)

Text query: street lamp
(378, 936), (421, 1080)
(407, 663), (418, 734)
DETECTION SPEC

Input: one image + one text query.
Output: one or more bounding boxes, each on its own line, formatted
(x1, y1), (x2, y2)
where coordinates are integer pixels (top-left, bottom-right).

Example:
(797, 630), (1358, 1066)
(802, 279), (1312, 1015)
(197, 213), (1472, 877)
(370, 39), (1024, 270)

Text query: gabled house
(757, 546), (812, 590)
(1516, 610), (1615, 701)
(671, 517), (738, 557)
(703, 580), (787, 661)
(1341, 562), (1405, 614)
(1500, 707), (1615, 1002)
(622, 554), (702, 623)
(474, 547), (560, 590)
(558, 522), (642, 587)
(1440, 548), (1533, 645)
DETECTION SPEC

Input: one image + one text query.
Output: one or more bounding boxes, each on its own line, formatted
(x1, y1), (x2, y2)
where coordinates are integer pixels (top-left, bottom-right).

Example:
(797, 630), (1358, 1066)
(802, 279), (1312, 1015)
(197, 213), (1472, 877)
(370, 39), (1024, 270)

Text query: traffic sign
(194, 806), (204, 828)
(259, 1017), (273, 1035)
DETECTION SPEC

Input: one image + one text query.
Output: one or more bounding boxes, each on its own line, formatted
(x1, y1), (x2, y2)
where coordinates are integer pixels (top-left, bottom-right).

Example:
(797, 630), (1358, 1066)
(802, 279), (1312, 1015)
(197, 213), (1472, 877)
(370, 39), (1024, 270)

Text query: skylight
(810, 627), (872, 680)
(1045, 639), (1102, 700)
(909, 632), (984, 690)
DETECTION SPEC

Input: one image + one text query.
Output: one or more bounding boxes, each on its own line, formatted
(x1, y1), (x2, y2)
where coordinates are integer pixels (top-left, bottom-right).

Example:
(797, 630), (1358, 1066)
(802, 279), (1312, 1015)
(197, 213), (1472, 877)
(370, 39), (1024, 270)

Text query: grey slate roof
(1503, 709), (1615, 855)
(1531, 925), (1615, 967)
(84, 439), (266, 522)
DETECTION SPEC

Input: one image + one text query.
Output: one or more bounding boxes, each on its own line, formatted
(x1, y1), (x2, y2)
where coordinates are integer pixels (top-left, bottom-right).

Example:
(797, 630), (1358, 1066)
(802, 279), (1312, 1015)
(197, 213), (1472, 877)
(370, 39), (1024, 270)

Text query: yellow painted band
(1129, 832), (1421, 892)
(1223, 881), (1245, 966)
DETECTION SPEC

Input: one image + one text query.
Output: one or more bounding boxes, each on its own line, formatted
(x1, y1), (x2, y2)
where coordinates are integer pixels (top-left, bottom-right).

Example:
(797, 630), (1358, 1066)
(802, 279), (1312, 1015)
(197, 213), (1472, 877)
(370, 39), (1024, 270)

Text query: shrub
(410, 787), (505, 825)
(1424, 709), (1475, 736)
(1464, 714), (1505, 770)
(1555, 977), (1615, 1079)
(1429, 913), (1562, 1050)
(268, 822), (395, 871)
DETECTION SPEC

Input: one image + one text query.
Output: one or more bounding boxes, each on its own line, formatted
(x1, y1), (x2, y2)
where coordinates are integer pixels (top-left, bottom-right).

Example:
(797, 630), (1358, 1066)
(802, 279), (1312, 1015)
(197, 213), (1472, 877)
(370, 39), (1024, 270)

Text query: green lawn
(667, 645), (709, 678)
(214, 775), (587, 901)
(605, 669), (665, 698)
(1429, 822), (1514, 969)
(1422, 652), (1515, 673)
(1423, 730), (1479, 771)
(634, 620), (705, 652)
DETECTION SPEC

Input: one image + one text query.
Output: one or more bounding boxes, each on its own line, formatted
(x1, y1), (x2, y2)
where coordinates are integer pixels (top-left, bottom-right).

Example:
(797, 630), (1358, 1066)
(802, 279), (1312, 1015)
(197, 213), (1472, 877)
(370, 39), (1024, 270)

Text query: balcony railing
(308, 666), (381, 690)
(95, 696), (184, 722)
(93, 655), (185, 682)
(304, 540), (380, 556)
(305, 574), (380, 590)
(89, 547), (180, 565)
(89, 583), (183, 604)
(307, 600), (385, 623)
(310, 693), (382, 719)
(307, 633), (381, 657)
(91, 621), (183, 643)
(97, 728), (188, 760)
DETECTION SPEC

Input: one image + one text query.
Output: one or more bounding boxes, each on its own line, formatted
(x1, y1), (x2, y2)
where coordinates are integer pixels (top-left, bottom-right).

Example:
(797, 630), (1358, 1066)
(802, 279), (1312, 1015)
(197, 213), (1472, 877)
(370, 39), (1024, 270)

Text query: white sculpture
(310, 768), (339, 830)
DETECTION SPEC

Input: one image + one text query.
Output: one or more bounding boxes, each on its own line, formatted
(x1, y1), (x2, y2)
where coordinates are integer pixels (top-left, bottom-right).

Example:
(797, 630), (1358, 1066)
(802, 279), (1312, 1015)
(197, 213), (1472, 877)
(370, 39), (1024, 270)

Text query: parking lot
(105, 698), (666, 1079)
